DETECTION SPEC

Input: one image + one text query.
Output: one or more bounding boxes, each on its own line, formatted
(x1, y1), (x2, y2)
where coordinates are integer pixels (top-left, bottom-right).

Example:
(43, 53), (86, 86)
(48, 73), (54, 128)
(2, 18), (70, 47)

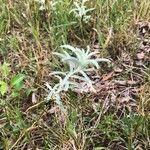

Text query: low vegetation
(0, 0), (150, 149)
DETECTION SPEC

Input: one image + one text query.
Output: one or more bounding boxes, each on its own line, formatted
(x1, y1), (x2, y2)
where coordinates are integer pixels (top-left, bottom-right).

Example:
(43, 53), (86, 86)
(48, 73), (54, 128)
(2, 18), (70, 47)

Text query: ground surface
(0, 0), (150, 150)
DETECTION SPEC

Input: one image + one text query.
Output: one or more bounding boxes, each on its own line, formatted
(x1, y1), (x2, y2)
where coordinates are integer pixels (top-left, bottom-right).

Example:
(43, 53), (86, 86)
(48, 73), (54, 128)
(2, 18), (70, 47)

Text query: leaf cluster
(46, 45), (110, 110)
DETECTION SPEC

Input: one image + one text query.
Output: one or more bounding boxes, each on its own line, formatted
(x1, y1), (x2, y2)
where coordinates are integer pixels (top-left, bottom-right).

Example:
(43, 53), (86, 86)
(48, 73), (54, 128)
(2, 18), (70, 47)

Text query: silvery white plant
(35, 0), (46, 10)
(70, 0), (95, 23)
(50, 0), (62, 11)
(36, 0), (63, 11)
(46, 45), (110, 111)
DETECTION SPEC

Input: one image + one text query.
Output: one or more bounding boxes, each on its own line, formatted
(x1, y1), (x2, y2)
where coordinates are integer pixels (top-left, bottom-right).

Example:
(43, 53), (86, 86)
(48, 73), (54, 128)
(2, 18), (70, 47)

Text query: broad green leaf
(14, 81), (24, 91)
(11, 74), (25, 90)
(0, 81), (8, 95)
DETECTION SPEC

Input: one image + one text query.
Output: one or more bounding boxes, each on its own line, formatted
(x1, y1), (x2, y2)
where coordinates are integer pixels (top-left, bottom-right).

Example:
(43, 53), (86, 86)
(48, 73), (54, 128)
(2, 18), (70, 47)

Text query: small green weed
(0, 62), (25, 97)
